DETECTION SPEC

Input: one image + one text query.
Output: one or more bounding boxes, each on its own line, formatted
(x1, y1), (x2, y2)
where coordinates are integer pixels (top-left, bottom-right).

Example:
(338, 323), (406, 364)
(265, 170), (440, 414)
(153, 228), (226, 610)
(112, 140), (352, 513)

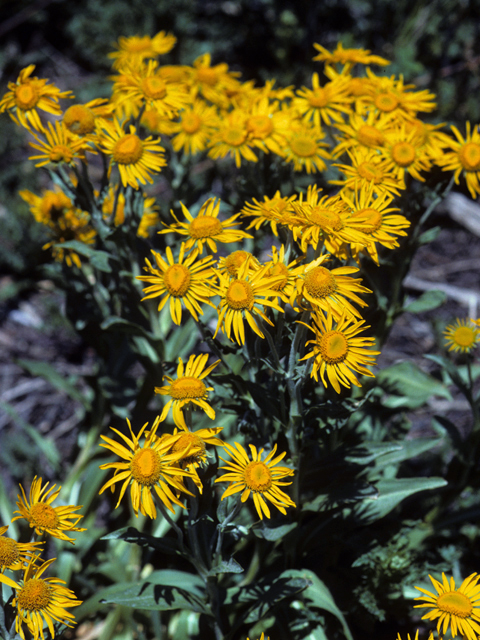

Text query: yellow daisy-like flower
(240, 191), (297, 236)
(282, 123), (331, 173)
(0, 64), (72, 132)
(435, 121), (480, 198)
(169, 425), (224, 492)
(214, 258), (284, 345)
(99, 416), (194, 517)
(380, 124), (433, 183)
(208, 110), (258, 167)
(331, 147), (404, 196)
(216, 250), (260, 278)
(0, 525), (43, 573)
(188, 52), (242, 108)
(0, 556), (82, 640)
(137, 243), (218, 325)
(364, 69), (436, 118)
(215, 442), (296, 520)
(170, 99), (219, 155)
(295, 255), (371, 319)
(159, 197), (252, 253)
(333, 110), (395, 158)
(244, 96), (288, 155)
(98, 118), (166, 189)
(155, 354), (220, 430)
(300, 311), (380, 393)
(444, 318), (479, 353)
(28, 120), (88, 167)
(293, 72), (352, 127)
(414, 572), (480, 640)
(313, 42), (390, 69)
(108, 31), (177, 70)
(264, 245), (305, 305)
(12, 477), (86, 544)
(112, 59), (190, 118)
(63, 98), (112, 137)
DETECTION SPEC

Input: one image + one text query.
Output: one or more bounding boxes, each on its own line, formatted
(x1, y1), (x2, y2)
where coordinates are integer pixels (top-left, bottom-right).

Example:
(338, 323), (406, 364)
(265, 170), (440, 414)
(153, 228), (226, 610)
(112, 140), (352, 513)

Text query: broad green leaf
(357, 477), (447, 524)
(373, 438), (442, 468)
(252, 522), (297, 541)
(404, 289), (446, 313)
(282, 569), (353, 640)
(377, 361), (452, 408)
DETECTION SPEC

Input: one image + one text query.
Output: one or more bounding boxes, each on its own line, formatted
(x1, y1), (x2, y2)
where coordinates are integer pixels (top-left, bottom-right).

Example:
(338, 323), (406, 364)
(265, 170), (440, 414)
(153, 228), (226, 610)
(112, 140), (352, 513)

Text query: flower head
(28, 120), (88, 167)
(108, 31), (177, 70)
(216, 442), (296, 520)
(170, 99), (219, 155)
(240, 191), (297, 236)
(313, 42), (390, 69)
(99, 417), (194, 517)
(155, 354), (220, 430)
(63, 98), (112, 137)
(435, 122), (480, 198)
(414, 572), (480, 640)
(12, 477), (85, 544)
(0, 526), (43, 573)
(444, 318), (479, 353)
(169, 426), (224, 492)
(0, 556), (82, 640)
(293, 72), (352, 127)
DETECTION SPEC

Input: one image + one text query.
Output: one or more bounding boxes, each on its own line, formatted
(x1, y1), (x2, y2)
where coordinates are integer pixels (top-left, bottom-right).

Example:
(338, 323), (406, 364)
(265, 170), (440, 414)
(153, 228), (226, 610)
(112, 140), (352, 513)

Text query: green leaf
(345, 443), (402, 465)
(252, 522), (297, 541)
(357, 477), (447, 523)
(56, 240), (115, 272)
(282, 569), (353, 640)
(16, 358), (91, 409)
(417, 226), (441, 244)
(377, 361), (452, 409)
(404, 289), (446, 313)
(207, 557), (243, 576)
(372, 438), (442, 468)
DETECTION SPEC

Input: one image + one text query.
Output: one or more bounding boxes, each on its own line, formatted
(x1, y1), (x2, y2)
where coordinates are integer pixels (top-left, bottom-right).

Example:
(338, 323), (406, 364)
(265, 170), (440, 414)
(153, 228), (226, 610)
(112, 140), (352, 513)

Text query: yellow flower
(214, 258), (284, 345)
(215, 442), (295, 520)
(169, 425), (224, 492)
(208, 110), (258, 167)
(155, 354), (220, 430)
(188, 52), (241, 108)
(28, 120), (88, 167)
(435, 122), (480, 198)
(0, 64), (72, 132)
(159, 197), (252, 253)
(264, 245), (305, 305)
(240, 191), (297, 236)
(333, 110), (395, 158)
(444, 318), (479, 353)
(137, 243), (218, 325)
(108, 31), (177, 70)
(414, 572), (480, 640)
(293, 72), (352, 127)
(12, 477), (86, 544)
(216, 250), (260, 278)
(170, 99), (219, 155)
(331, 147), (404, 196)
(0, 525), (43, 572)
(313, 42), (390, 69)
(63, 98), (112, 137)
(0, 556), (82, 640)
(295, 255), (371, 319)
(282, 123), (331, 173)
(98, 118), (166, 189)
(364, 69), (436, 118)
(244, 96), (288, 155)
(381, 124), (432, 182)
(99, 417), (194, 517)
(300, 311), (380, 393)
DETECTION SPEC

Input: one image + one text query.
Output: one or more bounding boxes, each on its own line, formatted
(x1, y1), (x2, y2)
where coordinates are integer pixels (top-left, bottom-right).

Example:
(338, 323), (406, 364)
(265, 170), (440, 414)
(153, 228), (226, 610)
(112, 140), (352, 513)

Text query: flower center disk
(309, 207), (342, 231)
(353, 207), (383, 233)
(290, 136), (317, 157)
(244, 461), (272, 492)
(304, 267), (337, 298)
(189, 216), (223, 239)
(320, 330), (349, 363)
(164, 264), (191, 297)
(453, 326), (476, 347)
(113, 134), (144, 164)
(130, 448), (162, 486)
(170, 377), (206, 400)
(392, 142), (416, 167)
(308, 88), (329, 108)
(222, 127), (247, 147)
(357, 125), (385, 147)
(17, 579), (52, 611)
(182, 113), (202, 134)
(63, 105), (95, 135)
(459, 142), (480, 171)
(226, 280), (254, 310)
(436, 591), (473, 618)
(141, 77), (167, 100)
(15, 83), (39, 110)
(30, 503), (59, 529)
(0, 537), (19, 566)
(374, 92), (399, 112)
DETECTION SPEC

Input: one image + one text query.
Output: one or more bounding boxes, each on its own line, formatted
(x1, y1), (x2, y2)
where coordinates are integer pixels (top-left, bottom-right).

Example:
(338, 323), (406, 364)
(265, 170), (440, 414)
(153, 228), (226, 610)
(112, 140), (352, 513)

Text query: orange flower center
(30, 503), (59, 529)
(0, 537), (20, 567)
(436, 591), (473, 618)
(222, 127), (247, 147)
(244, 461), (272, 492)
(169, 377), (206, 400)
(459, 142), (480, 171)
(290, 136), (317, 157)
(308, 207), (343, 231)
(320, 330), (349, 363)
(453, 326), (476, 347)
(308, 88), (329, 108)
(374, 91), (399, 112)
(141, 77), (167, 100)
(357, 161), (384, 183)
(349, 78), (368, 97)
(304, 267), (337, 298)
(17, 579), (52, 612)
(172, 432), (206, 463)
(226, 279), (254, 310)
(163, 264), (191, 297)
(189, 216), (223, 239)
(357, 125), (385, 148)
(63, 105), (95, 135)
(15, 82), (39, 110)
(196, 67), (218, 86)
(182, 112), (202, 134)
(392, 141), (416, 167)
(224, 251), (250, 277)
(269, 263), (289, 291)
(130, 448), (162, 486)
(49, 145), (74, 163)
(112, 134), (143, 164)
(247, 115), (273, 138)
(352, 207), (383, 233)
